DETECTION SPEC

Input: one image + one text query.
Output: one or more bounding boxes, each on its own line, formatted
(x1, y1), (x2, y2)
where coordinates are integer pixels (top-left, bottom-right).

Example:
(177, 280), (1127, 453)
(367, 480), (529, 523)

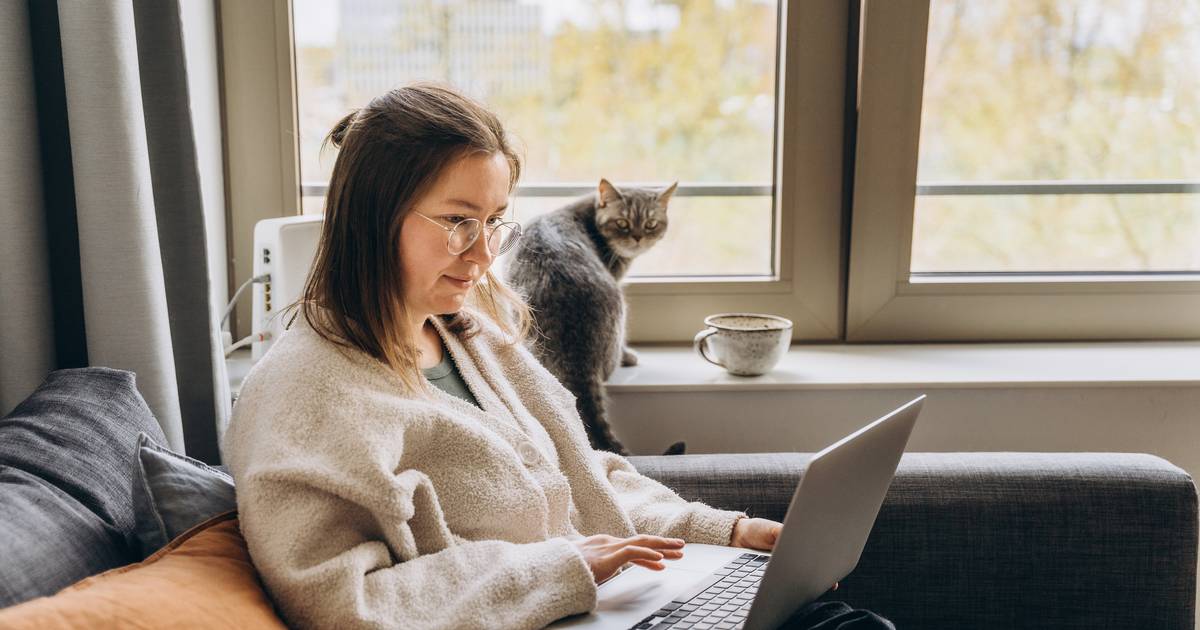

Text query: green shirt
(422, 343), (481, 408)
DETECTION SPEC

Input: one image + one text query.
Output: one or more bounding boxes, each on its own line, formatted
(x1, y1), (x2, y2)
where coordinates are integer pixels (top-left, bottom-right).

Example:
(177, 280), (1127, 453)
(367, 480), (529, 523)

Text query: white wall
(610, 387), (1200, 469)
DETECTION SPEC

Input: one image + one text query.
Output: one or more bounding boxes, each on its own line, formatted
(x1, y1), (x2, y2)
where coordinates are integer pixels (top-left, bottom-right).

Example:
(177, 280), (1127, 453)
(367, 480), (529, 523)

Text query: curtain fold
(0, 1), (57, 411)
(133, 0), (226, 464)
(0, 0), (228, 464)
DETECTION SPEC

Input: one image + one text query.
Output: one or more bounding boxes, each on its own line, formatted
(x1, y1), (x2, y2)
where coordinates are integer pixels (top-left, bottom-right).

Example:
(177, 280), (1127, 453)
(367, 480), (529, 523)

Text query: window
(847, 0), (1200, 341)
(293, 0), (779, 278)
(223, 0), (852, 342)
(914, 0), (1200, 274)
(221, 1), (1197, 343)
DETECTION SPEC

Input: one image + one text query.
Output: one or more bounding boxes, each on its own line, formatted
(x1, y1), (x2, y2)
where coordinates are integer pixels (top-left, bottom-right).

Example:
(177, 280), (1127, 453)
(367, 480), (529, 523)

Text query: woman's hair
(293, 83), (532, 393)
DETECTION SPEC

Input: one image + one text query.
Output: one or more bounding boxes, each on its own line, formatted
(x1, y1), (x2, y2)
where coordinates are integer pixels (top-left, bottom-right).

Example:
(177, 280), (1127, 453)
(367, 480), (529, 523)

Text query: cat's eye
(615, 219), (630, 231)
(645, 220), (659, 230)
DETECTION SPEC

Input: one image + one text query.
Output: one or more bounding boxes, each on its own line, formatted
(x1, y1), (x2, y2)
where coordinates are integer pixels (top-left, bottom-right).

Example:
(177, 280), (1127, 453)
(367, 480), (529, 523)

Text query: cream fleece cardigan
(223, 310), (746, 630)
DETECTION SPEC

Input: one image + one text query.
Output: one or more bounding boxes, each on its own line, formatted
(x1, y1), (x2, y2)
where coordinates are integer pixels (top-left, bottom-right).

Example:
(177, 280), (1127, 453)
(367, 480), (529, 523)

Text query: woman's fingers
(580, 535), (687, 580)
(616, 545), (665, 564)
(574, 534), (689, 583)
(625, 534), (685, 550)
(633, 534), (685, 545)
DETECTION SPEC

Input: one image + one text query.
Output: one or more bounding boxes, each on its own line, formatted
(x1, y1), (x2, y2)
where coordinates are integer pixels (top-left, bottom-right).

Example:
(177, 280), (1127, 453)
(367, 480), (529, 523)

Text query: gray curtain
(0, 1), (228, 464)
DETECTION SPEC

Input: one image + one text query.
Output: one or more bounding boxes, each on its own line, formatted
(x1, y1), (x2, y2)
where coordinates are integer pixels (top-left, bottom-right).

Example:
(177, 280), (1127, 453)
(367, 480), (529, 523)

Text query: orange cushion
(0, 510), (287, 629)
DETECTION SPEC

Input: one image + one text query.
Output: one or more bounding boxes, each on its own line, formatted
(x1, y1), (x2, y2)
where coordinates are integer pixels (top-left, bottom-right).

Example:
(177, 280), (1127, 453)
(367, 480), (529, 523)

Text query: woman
(224, 84), (893, 630)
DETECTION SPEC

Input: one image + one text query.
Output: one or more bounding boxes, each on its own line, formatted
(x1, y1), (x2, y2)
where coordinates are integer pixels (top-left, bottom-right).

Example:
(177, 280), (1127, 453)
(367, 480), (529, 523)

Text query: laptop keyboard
(628, 552), (768, 630)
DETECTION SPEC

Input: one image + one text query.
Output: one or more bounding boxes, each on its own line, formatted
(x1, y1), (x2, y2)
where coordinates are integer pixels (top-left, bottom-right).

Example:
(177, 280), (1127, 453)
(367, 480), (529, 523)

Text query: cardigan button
(518, 442), (540, 466)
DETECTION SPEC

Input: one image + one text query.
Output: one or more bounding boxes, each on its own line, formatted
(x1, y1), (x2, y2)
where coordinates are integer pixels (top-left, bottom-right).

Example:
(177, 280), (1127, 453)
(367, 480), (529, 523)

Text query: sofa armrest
(630, 452), (1198, 630)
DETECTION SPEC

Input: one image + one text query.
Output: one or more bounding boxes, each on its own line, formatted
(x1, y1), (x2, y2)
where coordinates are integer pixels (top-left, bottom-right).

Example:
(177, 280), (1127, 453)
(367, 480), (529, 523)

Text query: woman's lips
(444, 275), (473, 289)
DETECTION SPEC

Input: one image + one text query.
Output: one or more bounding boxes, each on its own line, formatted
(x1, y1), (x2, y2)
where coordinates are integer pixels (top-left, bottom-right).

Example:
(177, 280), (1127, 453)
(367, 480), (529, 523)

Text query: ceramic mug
(693, 313), (793, 376)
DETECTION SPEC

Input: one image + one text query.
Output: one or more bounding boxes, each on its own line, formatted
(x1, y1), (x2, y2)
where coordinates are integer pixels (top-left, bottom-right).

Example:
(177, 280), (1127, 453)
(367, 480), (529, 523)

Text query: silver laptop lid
(743, 395), (925, 630)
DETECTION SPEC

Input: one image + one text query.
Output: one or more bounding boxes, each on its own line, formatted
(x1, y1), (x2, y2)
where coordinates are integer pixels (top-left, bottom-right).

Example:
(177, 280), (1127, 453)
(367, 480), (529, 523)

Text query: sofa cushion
(631, 452), (1199, 630)
(0, 510), (287, 629)
(0, 368), (167, 606)
(132, 432), (237, 556)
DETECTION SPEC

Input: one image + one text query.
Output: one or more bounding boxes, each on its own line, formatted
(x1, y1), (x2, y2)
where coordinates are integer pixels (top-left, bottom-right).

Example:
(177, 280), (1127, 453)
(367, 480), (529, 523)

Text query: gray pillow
(131, 432), (237, 556)
(0, 367), (168, 606)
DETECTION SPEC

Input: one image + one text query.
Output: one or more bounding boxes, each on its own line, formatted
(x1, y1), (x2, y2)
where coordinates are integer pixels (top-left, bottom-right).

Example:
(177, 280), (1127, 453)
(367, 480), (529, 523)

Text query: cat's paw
(621, 347), (639, 366)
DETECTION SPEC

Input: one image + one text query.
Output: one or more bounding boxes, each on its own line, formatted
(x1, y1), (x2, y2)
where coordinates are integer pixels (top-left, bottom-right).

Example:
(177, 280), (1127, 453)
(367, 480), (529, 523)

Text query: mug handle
(693, 327), (724, 368)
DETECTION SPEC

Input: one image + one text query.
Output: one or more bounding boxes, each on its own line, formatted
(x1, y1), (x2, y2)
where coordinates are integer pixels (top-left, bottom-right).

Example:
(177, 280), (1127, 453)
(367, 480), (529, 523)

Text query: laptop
(549, 395), (925, 630)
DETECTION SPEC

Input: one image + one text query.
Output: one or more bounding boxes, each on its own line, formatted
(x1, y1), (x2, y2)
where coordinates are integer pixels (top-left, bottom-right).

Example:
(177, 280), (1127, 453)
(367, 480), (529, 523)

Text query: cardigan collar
(427, 314), (551, 456)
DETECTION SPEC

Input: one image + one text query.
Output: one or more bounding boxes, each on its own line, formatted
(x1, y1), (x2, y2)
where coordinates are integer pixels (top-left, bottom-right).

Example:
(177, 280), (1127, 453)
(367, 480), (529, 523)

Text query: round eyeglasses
(414, 212), (522, 256)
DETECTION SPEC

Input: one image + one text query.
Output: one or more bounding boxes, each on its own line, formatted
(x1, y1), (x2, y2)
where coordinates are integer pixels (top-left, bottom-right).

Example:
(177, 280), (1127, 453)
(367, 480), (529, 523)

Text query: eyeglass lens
(448, 219), (520, 256)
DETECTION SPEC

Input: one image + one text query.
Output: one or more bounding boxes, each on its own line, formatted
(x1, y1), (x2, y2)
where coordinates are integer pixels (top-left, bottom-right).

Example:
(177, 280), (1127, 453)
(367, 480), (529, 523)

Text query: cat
(505, 179), (686, 456)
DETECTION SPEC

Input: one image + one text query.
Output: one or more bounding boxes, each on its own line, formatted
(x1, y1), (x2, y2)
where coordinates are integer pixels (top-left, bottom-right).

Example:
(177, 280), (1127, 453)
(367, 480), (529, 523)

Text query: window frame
(219, 0), (852, 343)
(846, 0), (1200, 342)
(217, 0), (301, 340)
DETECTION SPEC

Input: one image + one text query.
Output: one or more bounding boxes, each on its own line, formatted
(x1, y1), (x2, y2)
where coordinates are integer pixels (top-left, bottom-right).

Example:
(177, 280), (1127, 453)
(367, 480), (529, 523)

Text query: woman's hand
(571, 534), (685, 584)
(730, 517), (781, 551)
(730, 517), (838, 591)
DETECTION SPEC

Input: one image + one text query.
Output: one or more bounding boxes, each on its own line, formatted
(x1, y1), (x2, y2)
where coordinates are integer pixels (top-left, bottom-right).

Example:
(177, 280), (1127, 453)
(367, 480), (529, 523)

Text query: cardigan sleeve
(227, 370), (600, 630)
(593, 451), (747, 546)
(235, 454), (598, 630)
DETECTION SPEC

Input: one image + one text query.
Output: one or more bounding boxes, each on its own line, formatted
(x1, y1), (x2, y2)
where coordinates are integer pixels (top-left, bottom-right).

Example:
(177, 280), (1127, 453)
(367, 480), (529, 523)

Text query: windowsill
(227, 341), (1200, 400)
(608, 341), (1200, 392)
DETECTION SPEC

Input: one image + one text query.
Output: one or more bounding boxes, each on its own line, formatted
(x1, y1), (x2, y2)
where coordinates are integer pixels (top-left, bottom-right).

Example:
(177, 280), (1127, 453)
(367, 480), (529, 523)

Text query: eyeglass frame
(412, 211), (523, 256)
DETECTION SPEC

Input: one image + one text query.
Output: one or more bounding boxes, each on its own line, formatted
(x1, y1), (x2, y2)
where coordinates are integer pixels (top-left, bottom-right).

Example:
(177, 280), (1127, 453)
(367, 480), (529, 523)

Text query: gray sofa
(1, 368), (1197, 628)
(633, 453), (1198, 629)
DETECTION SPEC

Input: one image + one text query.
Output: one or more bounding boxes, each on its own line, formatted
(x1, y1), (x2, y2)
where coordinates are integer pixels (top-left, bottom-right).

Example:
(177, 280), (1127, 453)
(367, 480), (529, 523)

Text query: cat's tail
(662, 441), (687, 455)
(572, 373), (631, 456)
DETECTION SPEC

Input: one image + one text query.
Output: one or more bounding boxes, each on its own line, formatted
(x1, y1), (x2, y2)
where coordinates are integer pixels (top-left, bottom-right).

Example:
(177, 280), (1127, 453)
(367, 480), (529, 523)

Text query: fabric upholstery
(0, 368), (167, 606)
(0, 468), (132, 610)
(632, 451), (1199, 630)
(0, 511), (287, 629)
(131, 432), (236, 557)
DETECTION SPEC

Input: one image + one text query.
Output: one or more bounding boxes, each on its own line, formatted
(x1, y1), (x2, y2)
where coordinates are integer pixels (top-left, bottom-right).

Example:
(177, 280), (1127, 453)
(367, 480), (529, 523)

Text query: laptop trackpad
(548, 544), (750, 628)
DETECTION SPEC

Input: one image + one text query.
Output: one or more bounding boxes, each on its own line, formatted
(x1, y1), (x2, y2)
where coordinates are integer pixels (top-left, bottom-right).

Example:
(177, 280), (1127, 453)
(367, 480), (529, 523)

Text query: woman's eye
(443, 216), (467, 225)
(486, 216), (505, 227)
(616, 219), (630, 230)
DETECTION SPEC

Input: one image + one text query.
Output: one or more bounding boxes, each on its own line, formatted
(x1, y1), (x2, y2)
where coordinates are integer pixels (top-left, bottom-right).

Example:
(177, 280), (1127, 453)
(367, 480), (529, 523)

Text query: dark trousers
(780, 600), (895, 629)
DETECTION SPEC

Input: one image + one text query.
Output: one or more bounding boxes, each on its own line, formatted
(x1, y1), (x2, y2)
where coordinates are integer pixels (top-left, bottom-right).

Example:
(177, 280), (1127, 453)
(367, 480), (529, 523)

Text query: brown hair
(293, 83), (532, 393)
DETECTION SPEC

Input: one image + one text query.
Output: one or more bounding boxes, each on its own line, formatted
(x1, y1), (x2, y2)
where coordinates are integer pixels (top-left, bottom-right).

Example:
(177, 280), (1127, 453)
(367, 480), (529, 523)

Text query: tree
(914, 0), (1199, 272)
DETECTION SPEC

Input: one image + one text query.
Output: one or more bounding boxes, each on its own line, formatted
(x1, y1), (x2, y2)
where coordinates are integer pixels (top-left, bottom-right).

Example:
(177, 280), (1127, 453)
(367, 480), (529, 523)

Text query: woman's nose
(461, 230), (494, 266)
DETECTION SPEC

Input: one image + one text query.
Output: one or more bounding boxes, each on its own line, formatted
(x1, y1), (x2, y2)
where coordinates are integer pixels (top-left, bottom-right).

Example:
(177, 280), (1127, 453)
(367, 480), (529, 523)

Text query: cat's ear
(598, 178), (622, 208)
(658, 182), (679, 209)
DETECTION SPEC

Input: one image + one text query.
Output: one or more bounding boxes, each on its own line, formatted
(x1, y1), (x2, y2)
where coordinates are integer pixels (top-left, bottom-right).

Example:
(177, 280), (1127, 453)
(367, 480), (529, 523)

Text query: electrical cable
(224, 331), (271, 357)
(221, 273), (270, 330)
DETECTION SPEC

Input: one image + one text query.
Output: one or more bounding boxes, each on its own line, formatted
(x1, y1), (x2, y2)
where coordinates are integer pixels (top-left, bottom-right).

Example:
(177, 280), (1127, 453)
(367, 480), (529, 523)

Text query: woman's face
(399, 151), (512, 318)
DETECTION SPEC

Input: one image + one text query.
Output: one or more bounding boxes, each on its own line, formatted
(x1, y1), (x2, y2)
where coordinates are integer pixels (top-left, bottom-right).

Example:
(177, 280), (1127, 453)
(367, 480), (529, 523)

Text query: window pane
(293, 0), (779, 277)
(501, 194), (772, 277)
(912, 0), (1200, 273)
(911, 193), (1200, 273)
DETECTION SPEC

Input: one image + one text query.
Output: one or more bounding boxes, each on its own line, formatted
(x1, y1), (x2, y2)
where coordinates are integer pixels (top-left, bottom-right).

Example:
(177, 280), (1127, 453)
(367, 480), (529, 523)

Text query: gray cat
(505, 179), (683, 455)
